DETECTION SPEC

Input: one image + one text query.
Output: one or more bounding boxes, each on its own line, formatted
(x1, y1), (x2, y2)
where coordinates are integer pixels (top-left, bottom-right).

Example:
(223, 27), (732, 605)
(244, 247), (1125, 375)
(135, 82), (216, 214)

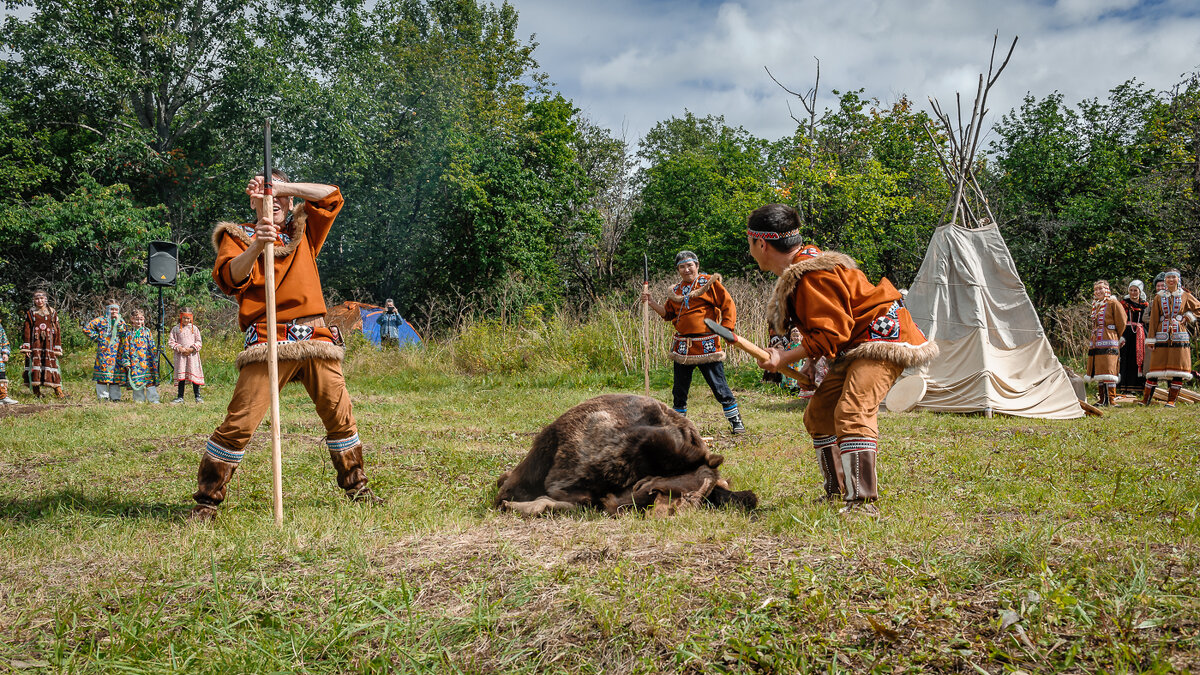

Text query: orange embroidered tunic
(768, 246), (937, 368)
(211, 189), (346, 368)
(662, 273), (736, 365)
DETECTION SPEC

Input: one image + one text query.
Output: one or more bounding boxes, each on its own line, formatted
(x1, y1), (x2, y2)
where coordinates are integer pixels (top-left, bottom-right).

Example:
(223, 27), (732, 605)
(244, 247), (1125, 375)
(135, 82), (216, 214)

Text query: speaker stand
(156, 285), (174, 379)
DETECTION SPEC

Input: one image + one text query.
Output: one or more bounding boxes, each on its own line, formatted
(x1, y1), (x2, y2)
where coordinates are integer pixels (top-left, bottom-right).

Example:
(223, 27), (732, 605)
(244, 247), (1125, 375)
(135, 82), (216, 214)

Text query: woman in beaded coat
(20, 291), (66, 398)
(1142, 270), (1200, 407)
(1084, 280), (1127, 406)
(1118, 280), (1149, 394)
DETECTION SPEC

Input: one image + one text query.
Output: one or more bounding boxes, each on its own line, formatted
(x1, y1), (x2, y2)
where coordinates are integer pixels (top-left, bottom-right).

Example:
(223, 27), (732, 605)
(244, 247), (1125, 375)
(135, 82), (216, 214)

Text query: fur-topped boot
(189, 454), (238, 522)
(329, 443), (384, 504)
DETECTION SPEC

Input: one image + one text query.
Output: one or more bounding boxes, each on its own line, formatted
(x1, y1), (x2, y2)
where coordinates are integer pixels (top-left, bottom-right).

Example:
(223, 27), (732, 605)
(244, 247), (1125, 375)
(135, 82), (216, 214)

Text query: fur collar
(767, 251), (859, 334)
(211, 201), (307, 258)
(1159, 288), (1184, 298)
(669, 273), (722, 302)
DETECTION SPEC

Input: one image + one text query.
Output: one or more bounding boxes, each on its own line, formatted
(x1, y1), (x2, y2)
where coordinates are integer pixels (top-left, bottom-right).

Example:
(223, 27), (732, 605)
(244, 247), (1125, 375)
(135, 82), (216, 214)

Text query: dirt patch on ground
(0, 403), (75, 418)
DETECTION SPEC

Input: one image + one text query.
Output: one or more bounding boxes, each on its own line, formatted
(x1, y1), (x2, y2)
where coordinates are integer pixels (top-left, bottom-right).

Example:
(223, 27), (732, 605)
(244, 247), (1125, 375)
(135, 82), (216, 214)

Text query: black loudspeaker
(147, 241), (179, 287)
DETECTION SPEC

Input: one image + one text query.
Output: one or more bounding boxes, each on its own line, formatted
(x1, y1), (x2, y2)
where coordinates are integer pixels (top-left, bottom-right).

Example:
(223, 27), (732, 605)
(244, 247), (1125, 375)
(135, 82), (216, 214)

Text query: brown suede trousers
(804, 357), (902, 439)
(193, 357), (368, 514)
(803, 357), (902, 501)
(211, 357), (357, 452)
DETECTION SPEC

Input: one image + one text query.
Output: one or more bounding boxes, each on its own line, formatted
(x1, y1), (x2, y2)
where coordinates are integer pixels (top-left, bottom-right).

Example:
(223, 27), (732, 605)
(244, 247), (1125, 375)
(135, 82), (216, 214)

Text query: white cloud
(507, 0), (1200, 146)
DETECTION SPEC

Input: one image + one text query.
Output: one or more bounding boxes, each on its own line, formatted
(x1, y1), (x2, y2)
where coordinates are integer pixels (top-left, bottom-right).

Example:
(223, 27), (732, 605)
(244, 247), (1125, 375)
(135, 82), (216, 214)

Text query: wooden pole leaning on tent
(262, 120), (284, 526)
(642, 254), (650, 397)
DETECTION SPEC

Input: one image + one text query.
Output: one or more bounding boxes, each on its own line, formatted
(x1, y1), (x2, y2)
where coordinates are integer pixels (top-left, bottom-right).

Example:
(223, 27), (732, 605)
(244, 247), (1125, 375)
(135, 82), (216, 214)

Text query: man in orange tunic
(642, 250), (745, 434)
(748, 204), (938, 514)
(190, 171), (382, 521)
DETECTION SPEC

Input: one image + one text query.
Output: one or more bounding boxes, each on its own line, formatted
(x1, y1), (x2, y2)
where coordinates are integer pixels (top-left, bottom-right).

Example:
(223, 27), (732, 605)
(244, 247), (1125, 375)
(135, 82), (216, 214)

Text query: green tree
(626, 111), (776, 277)
(990, 81), (1192, 308)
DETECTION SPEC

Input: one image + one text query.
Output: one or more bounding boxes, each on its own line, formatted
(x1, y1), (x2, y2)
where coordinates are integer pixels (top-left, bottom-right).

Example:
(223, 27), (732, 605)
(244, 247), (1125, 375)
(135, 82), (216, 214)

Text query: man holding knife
(747, 204), (938, 514)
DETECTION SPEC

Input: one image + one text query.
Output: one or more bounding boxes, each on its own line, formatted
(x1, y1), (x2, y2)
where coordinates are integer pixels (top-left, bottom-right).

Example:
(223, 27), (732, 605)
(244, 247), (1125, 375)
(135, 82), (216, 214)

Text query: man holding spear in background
(189, 168), (382, 521)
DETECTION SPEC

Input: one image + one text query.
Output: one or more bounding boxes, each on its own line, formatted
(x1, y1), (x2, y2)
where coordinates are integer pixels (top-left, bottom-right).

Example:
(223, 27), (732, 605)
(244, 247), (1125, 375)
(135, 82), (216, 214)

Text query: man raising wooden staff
(747, 204), (938, 515)
(641, 250), (746, 434)
(189, 171), (382, 521)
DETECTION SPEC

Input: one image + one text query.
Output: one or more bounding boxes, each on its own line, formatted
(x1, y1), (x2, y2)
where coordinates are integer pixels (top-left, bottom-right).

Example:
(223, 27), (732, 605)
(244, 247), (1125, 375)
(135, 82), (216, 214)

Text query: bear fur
(495, 394), (757, 516)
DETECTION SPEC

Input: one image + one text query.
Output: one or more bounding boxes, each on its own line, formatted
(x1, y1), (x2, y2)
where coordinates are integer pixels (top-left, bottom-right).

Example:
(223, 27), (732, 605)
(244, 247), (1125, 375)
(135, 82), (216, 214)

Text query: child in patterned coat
(118, 309), (160, 403)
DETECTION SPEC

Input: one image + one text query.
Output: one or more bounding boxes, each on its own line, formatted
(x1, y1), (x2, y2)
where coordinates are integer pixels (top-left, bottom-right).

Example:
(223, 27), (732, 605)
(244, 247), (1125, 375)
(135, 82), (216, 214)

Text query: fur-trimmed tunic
(21, 308), (63, 388)
(1145, 289), (1200, 380)
(662, 273), (736, 365)
(767, 246), (938, 368)
(1084, 295), (1126, 383)
(212, 189), (346, 368)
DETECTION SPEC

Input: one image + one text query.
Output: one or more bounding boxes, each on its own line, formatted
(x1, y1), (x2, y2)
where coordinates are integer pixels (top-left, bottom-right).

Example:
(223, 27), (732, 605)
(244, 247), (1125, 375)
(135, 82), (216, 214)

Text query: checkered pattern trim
(205, 439), (244, 463)
(838, 436), (878, 453)
(327, 433), (361, 452)
(723, 403), (740, 419)
(812, 435), (837, 450)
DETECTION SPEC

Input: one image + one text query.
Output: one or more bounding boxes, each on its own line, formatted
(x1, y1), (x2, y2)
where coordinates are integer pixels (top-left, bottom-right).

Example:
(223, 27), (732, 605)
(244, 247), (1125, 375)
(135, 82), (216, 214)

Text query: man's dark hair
(270, 169), (289, 182)
(747, 204), (805, 252)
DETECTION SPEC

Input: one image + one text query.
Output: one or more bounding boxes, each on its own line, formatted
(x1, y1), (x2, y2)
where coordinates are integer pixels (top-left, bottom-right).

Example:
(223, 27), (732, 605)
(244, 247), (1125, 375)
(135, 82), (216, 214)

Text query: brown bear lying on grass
(495, 394), (758, 517)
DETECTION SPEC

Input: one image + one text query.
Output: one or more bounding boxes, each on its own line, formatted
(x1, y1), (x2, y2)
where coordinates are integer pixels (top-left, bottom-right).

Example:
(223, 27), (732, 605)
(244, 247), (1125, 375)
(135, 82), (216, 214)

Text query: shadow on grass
(0, 489), (186, 522)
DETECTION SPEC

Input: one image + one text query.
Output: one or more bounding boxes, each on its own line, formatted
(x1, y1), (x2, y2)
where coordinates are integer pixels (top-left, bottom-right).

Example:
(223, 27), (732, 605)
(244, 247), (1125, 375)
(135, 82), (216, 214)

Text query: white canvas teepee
(904, 224), (1083, 418)
(901, 34), (1083, 419)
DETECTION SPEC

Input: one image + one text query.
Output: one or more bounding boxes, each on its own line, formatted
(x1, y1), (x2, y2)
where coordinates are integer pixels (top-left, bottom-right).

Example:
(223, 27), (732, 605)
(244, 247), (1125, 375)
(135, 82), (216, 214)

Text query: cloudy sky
(505, 0), (1200, 146)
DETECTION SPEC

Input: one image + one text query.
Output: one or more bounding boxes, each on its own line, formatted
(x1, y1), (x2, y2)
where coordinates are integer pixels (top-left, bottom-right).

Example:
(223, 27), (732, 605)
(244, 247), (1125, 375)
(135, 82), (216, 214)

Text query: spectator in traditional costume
(83, 300), (126, 401)
(0, 321), (16, 404)
(378, 299), (403, 349)
(1118, 280), (1149, 394)
(642, 250), (745, 434)
(118, 309), (160, 403)
(20, 291), (66, 399)
(747, 204), (938, 515)
(168, 307), (204, 403)
(1146, 273), (1169, 372)
(1142, 270), (1200, 407)
(190, 171), (382, 521)
(1083, 280), (1126, 406)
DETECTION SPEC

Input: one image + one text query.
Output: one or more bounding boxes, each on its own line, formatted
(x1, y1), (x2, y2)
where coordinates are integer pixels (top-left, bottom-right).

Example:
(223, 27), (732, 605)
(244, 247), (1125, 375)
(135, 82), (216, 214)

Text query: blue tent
(360, 307), (421, 348)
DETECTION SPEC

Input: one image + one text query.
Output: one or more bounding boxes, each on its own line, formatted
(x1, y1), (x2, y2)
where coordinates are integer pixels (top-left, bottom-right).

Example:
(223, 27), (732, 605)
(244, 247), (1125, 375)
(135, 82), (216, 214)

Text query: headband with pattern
(747, 228), (800, 241)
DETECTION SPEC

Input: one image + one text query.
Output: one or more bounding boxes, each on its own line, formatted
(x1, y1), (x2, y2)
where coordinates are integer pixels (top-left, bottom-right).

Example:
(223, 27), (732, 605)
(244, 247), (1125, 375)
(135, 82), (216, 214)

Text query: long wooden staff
(262, 120), (284, 526)
(642, 254), (650, 397)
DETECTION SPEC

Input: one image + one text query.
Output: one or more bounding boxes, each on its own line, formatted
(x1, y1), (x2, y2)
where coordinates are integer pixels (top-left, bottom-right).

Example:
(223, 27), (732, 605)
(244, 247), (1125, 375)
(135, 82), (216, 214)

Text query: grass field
(1, 340), (1199, 673)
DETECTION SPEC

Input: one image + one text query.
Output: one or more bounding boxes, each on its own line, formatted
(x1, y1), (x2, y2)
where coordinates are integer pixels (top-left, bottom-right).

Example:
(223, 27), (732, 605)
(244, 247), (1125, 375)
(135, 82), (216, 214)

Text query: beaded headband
(747, 228), (800, 241)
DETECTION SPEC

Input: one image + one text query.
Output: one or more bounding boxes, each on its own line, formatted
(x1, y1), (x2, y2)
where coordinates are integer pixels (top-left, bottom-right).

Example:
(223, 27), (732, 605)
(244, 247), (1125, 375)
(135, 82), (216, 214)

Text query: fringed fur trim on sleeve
(211, 202), (307, 258)
(767, 252), (859, 334)
(235, 339), (344, 369)
(840, 340), (940, 369)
